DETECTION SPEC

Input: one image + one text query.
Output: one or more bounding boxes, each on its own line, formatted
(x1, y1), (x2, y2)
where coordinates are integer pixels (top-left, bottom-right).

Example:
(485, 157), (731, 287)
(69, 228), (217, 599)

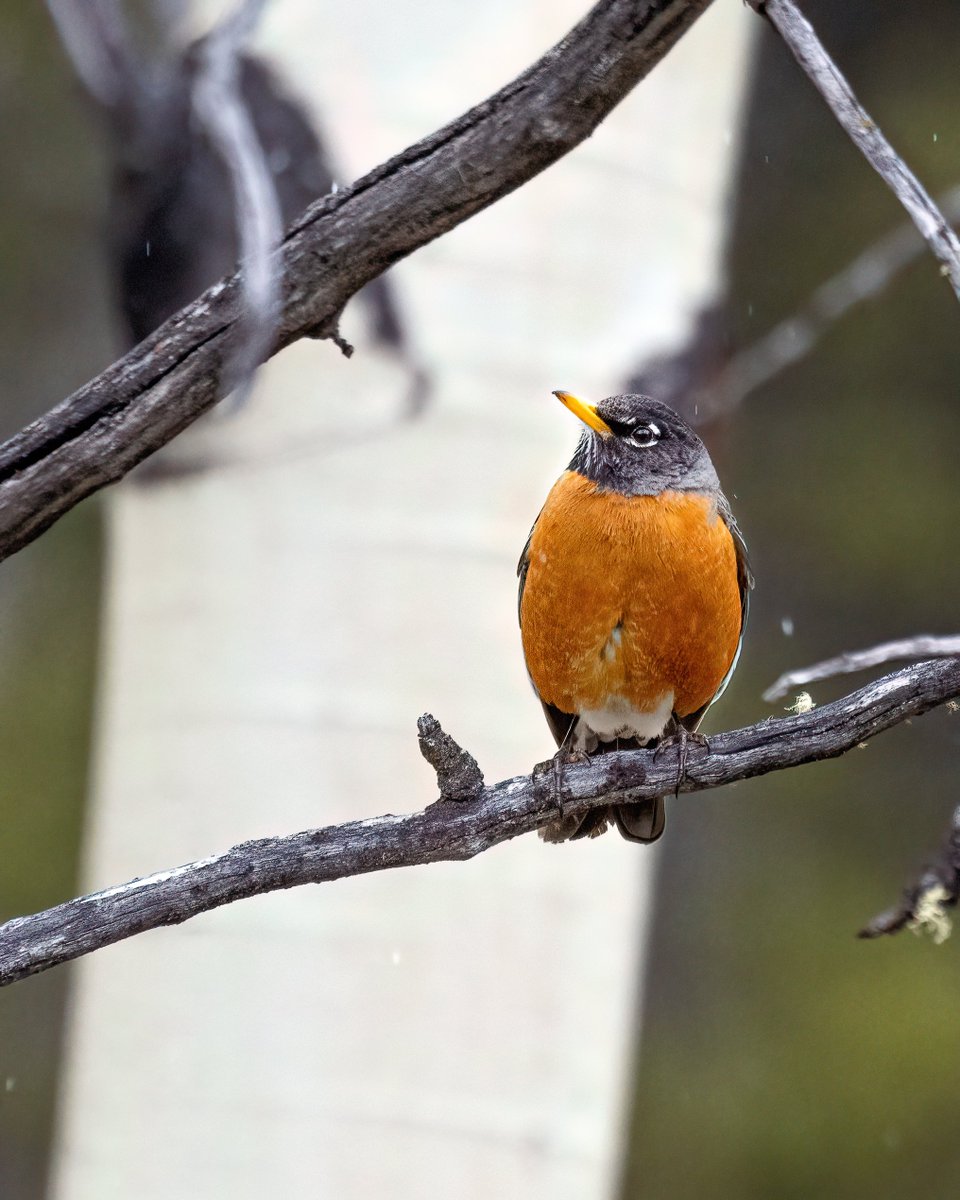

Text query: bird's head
(554, 390), (719, 497)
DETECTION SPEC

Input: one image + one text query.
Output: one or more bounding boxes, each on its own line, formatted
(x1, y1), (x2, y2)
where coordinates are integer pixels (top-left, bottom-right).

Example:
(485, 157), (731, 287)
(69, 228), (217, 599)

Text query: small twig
(192, 0), (283, 400)
(859, 805), (960, 942)
(750, 0), (960, 304)
(764, 635), (960, 702)
(0, 658), (958, 988)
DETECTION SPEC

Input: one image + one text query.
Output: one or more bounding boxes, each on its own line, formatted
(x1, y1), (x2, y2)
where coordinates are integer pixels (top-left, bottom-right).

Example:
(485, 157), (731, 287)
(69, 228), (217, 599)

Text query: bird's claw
(552, 747), (588, 817)
(653, 726), (709, 797)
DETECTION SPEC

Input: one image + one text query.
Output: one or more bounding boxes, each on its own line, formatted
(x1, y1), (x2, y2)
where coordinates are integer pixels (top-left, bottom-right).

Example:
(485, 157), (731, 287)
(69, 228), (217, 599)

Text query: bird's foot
(563, 747), (591, 764)
(552, 746), (589, 818)
(653, 727), (709, 797)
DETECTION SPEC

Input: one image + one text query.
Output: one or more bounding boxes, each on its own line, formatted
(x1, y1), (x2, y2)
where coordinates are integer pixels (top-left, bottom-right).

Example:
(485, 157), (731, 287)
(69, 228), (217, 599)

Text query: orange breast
(520, 471), (742, 719)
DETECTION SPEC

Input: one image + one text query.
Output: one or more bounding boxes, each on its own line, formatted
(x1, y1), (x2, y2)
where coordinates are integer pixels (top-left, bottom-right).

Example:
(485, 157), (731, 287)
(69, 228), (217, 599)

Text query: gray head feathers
(568, 394), (720, 497)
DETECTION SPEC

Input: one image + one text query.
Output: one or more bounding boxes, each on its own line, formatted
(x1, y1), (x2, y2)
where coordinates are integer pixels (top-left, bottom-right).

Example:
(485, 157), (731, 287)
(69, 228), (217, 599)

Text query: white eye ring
(630, 422), (661, 448)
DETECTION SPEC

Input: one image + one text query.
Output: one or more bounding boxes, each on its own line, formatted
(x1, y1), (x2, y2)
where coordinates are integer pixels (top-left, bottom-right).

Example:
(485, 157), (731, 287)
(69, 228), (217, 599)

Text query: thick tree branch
(750, 0), (960, 303)
(0, 658), (958, 988)
(0, 0), (713, 563)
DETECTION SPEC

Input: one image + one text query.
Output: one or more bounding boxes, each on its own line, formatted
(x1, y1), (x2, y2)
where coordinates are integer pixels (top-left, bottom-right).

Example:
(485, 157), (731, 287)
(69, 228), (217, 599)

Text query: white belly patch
(573, 692), (675, 752)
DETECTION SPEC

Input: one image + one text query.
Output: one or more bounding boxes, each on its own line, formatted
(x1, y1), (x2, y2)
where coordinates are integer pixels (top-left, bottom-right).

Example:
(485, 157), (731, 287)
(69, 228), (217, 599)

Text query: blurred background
(1, 0), (959, 1196)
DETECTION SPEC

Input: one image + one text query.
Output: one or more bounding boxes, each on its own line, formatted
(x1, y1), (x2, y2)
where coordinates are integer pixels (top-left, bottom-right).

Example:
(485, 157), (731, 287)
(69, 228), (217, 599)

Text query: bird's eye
(630, 422), (661, 448)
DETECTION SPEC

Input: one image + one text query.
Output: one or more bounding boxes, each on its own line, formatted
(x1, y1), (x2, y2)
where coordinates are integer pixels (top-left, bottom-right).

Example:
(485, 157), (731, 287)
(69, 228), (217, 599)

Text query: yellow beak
(552, 390), (612, 436)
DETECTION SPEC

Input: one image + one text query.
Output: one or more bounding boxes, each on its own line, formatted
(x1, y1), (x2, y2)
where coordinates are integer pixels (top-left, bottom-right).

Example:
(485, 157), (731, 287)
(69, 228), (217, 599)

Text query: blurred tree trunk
(49, 2), (753, 1197)
(0, 9), (111, 1199)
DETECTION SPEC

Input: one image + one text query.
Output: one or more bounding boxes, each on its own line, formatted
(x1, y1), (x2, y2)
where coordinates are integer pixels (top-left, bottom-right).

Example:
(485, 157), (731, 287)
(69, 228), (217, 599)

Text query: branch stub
(417, 713), (485, 801)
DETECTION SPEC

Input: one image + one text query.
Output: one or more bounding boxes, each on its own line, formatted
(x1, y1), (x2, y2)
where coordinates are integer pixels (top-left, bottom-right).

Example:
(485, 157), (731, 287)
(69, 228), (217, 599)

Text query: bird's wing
(516, 518), (536, 625)
(681, 497), (753, 731)
(517, 512), (578, 748)
(518, 528), (532, 628)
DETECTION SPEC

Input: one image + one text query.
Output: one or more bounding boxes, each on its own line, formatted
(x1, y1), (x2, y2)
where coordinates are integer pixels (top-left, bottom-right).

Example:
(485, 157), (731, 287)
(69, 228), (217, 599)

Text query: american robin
(518, 391), (751, 843)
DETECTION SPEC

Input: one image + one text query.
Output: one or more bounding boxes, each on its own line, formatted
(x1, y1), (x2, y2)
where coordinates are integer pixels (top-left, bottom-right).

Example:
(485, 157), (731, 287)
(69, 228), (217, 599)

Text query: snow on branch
(0, 658), (958, 988)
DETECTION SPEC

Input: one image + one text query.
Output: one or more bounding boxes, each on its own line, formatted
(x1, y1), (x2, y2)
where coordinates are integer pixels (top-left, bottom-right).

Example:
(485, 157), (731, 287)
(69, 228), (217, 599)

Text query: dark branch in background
(636, 185), (960, 425)
(767, 639), (960, 941)
(705, 188), (960, 419)
(0, 658), (957, 988)
(750, 0), (960, 304)
(192, 0), (283, 400)
(14, 0), (713, 544)
(715, 187), (960, 414)
(48, 0), (428, 482)
(764, 634), (960, 702)
(860, 805), (960, 944)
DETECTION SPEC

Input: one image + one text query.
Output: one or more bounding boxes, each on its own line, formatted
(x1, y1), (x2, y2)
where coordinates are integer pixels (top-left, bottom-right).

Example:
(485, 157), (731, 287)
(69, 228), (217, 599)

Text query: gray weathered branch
(764, 634), (960, 701)
(1, 0), (714, 564)
(750, 0), (960, 303)
(0, 657), (958, 988)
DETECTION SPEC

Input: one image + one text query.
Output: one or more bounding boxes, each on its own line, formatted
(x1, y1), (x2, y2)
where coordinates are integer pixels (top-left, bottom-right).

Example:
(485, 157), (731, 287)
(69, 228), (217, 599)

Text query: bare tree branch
(859, 805), (960, 943)
(0, 658), (957, 988)
(689, 185), (960, 422)
(192, 0), (284, 400)
(749, 0), (960, 303)
(0, 0), (714, 565)
(764, 635), (960, 702)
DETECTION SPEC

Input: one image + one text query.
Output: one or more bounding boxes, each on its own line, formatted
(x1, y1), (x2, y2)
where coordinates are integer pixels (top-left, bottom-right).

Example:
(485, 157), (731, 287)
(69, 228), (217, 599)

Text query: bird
(518, 391), (752, 843)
